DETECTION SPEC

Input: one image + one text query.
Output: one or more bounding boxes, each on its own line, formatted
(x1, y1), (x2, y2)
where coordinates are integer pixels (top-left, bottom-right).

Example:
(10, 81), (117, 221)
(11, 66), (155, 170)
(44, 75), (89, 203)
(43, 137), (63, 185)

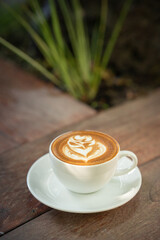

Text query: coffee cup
(49, 130), (138, 194)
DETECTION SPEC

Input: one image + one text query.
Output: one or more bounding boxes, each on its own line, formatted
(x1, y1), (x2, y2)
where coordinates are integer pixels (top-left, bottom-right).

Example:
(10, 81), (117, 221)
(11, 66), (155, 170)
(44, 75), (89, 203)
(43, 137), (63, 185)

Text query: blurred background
(0, 0), (160, 109)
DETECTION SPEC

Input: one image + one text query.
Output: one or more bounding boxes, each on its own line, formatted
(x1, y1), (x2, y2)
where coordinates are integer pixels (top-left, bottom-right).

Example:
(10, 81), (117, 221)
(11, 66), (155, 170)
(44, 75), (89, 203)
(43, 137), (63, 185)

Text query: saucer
(27, 153), (142, 213)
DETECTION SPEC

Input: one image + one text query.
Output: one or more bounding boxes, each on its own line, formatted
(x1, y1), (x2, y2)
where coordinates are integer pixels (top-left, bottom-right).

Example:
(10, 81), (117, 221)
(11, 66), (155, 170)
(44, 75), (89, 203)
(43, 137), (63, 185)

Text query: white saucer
(27, 153), (142, 213)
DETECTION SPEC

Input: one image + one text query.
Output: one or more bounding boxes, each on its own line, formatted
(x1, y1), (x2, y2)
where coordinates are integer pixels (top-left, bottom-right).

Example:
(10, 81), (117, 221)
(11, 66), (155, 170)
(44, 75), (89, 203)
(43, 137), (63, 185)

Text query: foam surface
(51, 131), (119, 165)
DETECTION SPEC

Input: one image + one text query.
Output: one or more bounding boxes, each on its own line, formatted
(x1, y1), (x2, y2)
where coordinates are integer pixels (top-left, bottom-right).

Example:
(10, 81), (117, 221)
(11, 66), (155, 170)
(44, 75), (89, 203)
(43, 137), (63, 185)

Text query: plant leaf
(49, 0), (64, 52)
(0, 37), (59, 85)
(102, 0), (133, 68)
(71, 0), (91, 83)
(2, 3), (55, 67)
(93, 0), (108, 65)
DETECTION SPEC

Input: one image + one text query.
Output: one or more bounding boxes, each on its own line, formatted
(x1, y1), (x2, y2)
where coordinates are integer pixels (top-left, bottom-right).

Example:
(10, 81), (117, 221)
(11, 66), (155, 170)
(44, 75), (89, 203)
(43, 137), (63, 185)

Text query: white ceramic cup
(49, 132), (138, 194)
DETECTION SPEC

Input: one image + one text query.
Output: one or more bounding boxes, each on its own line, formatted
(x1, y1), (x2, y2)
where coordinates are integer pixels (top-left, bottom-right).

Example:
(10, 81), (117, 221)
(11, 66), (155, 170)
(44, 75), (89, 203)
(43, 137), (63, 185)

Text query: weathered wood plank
(0, 59), (95, 153)
(0, 132), (18, 154)
(1, 157), (160, 240)
(0, 90), (159, 234)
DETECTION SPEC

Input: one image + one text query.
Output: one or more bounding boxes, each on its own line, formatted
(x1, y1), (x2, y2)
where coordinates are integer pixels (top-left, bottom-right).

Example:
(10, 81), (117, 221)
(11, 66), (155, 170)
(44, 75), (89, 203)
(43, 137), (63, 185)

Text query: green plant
(0, 0), (132, 102)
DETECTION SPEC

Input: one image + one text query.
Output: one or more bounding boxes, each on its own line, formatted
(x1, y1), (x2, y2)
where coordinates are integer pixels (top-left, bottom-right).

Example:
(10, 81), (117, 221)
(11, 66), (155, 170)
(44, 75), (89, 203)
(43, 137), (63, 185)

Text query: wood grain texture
(1, 157), (160, 240)
(0, 131), (18, 154)
(0, 59), (95, 153)
(0, 89), (159, 234)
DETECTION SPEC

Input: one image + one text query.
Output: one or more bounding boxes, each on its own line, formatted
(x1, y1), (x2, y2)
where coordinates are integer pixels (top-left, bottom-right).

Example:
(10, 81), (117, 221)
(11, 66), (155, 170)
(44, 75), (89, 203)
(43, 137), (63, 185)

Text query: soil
(91, 71), (154, 110)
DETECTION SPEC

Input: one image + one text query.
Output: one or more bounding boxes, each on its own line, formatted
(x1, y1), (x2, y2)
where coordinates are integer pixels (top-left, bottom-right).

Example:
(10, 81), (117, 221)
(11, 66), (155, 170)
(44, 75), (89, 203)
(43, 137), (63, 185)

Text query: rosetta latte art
(62, 135), (106, 162)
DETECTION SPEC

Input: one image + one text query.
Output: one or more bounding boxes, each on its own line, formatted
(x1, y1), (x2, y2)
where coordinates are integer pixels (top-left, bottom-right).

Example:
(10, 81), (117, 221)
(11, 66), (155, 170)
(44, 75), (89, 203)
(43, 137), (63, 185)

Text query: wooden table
(0, 60), (160, 240)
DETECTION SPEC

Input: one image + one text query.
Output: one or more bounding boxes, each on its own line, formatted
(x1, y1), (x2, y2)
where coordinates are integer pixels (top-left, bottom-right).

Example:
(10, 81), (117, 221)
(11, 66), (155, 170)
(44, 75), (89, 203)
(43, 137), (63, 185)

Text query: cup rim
(49, 130), (120, 168)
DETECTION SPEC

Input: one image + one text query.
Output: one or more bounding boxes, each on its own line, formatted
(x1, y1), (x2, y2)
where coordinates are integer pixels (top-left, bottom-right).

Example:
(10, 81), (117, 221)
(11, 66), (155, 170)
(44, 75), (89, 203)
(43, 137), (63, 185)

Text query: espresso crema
(51, 131), (119, 165)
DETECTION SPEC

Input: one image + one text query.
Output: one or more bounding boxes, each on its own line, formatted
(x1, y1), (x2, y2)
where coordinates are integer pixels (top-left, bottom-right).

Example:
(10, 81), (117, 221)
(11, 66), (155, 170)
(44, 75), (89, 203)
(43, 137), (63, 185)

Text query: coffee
(51, 131), (119, 166)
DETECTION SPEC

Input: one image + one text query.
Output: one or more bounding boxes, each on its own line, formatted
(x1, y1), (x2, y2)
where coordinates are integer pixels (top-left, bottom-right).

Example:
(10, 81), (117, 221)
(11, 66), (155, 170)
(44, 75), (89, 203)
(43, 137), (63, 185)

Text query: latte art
(63, 135), (106, 162)
(51, 131), (119, 165)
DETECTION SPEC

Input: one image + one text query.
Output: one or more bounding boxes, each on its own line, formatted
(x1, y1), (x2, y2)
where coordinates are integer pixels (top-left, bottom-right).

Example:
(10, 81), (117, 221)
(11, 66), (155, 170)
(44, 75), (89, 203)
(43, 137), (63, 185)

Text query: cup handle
(114, 150), (138, 176)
